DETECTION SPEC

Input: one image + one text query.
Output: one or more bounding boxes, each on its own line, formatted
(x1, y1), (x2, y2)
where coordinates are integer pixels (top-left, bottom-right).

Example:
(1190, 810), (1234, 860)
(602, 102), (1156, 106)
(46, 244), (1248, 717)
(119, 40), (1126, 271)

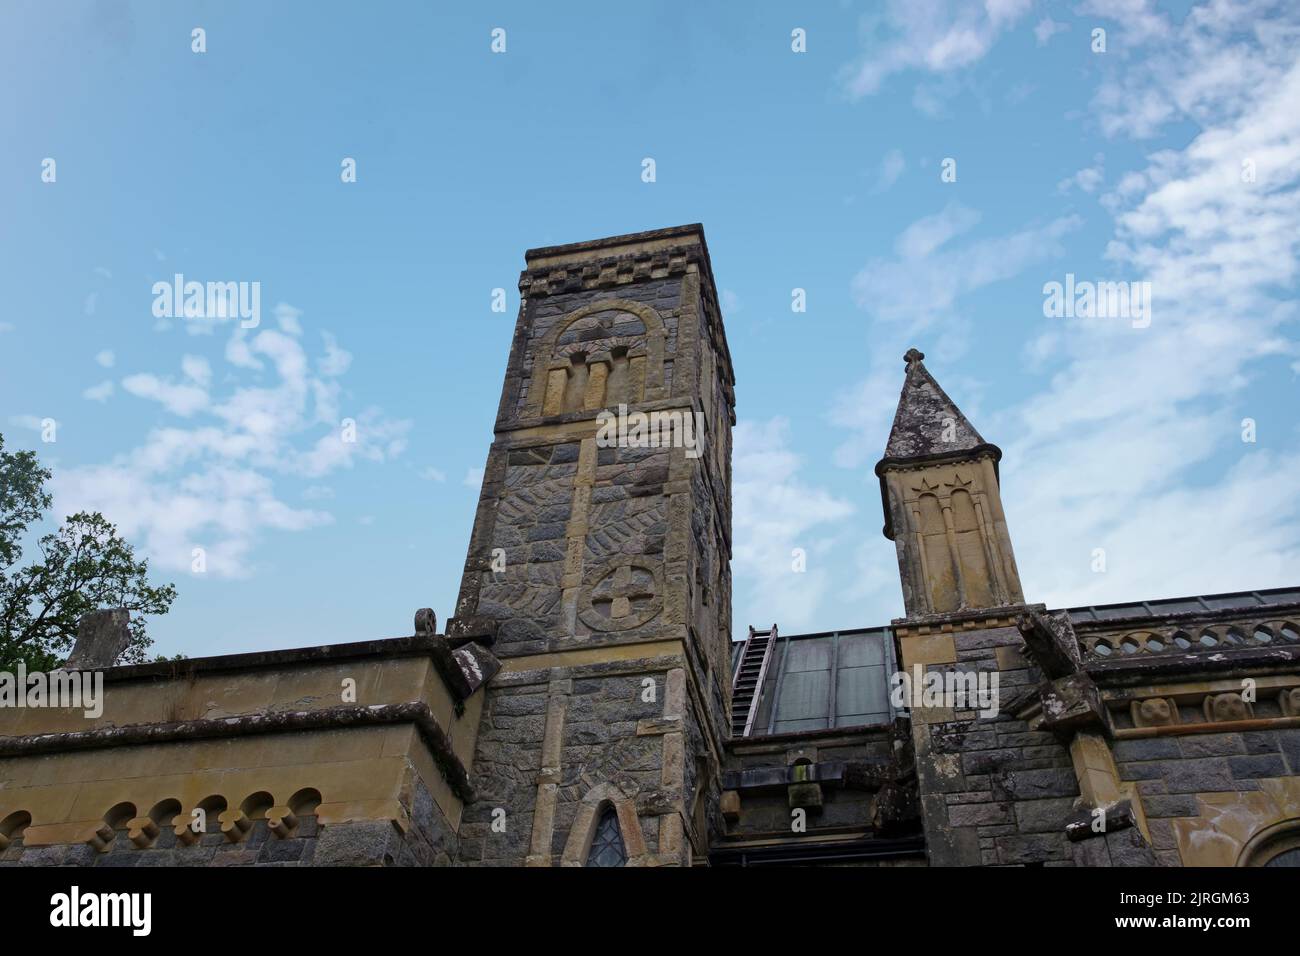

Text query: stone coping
(1087, 644), (1300, 685)
(73, 634), (446, 685)
(525, 223), (706, 262)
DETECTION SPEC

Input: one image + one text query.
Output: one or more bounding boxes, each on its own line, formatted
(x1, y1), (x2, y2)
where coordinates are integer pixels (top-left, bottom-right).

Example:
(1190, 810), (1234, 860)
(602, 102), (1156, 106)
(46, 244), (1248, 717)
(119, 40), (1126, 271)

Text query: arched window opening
(1241, 820), (1300, 866)
(0, 810), (32, 851)
(585, 805), (627, 867)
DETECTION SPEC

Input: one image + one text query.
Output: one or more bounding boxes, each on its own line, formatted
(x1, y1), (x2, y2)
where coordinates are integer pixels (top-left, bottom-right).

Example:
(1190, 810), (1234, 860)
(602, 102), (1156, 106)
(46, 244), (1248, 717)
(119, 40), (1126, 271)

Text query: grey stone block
(1179, 733), (1245, 757)
(1160, 758), (1234, 793)
(1227, 754), (1287, 779)
(313, 821), (403, 867)
(1113, 737), (1182, 762)
(1143, 794), (1201, 818)
(947, 802), (1013, 827)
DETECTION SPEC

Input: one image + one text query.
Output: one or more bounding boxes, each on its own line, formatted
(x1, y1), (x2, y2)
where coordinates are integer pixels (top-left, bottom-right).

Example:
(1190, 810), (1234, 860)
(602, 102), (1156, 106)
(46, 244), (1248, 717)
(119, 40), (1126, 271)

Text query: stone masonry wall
(458, 656), (707, 866)
(1112, 728), (1300, 866)
(912, 621), (1083, 866)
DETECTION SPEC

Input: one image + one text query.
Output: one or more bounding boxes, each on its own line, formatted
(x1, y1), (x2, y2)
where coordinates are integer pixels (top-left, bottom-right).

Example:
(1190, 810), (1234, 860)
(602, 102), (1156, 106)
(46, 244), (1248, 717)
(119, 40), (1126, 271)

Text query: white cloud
(828, 2), (1300, 616)
(874, 148), (907, 193)
(95, 349), (115, 368)
(0, 322), (16, 333)
(318, 332), (352, 376)
(1087, 0), (1291, 139)
(8, 415), (45, 432)
(121, 371), (210, 417)
(275, 302), (303, 335)
(181, 354), (211, 387)
(52, 305), (409, 578)
(732, 418), (856, 632)
(997, 9), (1300, 604)
(1058, 155), (1105, 194)
(852, 204), (1082, 331)
(420, 466), (447, 482)
(1034, 17), (1068, 45)
(1078, 0), (1170, 46)
(895, 202), (982, 260)
(82, 380), (114, 403)
(840, 0), (1034, 99)
(463, 467), (484, 488)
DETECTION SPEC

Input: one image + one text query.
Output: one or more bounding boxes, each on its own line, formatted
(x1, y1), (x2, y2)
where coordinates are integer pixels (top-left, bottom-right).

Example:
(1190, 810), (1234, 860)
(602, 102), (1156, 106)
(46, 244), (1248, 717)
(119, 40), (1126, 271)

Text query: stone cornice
(0, 701), (475, 803)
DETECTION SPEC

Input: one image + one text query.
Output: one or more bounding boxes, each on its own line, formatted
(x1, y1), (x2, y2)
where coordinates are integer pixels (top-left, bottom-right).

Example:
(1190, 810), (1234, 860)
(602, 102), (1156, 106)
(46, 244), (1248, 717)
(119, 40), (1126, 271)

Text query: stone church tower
(445, 224), (736, 865)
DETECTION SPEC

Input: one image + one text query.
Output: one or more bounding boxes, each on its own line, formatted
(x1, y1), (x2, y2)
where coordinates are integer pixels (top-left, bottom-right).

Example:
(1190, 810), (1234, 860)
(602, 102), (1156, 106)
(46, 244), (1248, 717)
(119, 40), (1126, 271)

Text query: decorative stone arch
(559, 781), (652, 867)
(0, 810), (31, 852)
(1238, 817), (1300, 866)
(527, 298), (668, 417)
(1171, 778), (1300, 865)
(89, 801), (137, 853)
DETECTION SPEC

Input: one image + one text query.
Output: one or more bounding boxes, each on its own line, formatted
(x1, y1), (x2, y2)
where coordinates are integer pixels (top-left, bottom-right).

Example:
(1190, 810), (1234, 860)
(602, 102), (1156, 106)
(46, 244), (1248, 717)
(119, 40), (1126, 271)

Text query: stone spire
(884, 348), (987, 459)
(875, 348), (1023, 617)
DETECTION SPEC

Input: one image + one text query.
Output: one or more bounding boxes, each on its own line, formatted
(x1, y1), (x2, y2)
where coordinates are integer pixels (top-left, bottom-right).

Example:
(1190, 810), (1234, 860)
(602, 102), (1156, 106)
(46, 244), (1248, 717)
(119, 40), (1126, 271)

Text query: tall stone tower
(447, 225), (736, 866)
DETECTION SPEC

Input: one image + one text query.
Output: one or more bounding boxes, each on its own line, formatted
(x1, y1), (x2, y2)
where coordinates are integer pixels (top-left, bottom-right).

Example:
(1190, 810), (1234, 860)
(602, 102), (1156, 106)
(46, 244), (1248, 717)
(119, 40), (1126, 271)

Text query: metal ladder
(730, 624), (777, 738)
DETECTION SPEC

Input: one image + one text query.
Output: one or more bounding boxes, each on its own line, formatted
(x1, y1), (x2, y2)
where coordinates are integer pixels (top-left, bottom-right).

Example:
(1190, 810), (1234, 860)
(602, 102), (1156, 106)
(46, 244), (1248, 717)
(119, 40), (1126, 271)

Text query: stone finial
(414, 608), (437, 636)
(903, 347), (925, 367)
(65, 609), (131, 670)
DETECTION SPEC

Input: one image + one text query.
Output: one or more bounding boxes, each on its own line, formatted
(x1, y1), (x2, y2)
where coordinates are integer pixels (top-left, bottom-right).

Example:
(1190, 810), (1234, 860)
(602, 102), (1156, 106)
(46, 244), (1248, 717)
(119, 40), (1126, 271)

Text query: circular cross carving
(579, 559), (663, 632)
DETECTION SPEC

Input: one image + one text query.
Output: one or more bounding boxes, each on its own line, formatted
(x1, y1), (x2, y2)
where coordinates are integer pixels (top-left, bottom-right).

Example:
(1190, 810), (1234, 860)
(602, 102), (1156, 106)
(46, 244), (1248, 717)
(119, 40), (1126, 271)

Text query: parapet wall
(0, 635), (494, 867)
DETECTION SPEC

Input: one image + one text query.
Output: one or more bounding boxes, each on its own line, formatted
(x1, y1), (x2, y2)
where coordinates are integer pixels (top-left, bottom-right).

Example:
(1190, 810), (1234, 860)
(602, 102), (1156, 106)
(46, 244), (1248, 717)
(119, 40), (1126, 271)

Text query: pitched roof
(883, 348), (986, 459)
(874, 349), (1002, 540)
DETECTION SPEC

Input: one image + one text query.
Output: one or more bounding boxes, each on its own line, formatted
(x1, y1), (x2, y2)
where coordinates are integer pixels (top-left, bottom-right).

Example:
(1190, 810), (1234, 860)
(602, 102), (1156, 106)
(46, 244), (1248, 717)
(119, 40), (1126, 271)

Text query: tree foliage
(0, 433), (176, 669)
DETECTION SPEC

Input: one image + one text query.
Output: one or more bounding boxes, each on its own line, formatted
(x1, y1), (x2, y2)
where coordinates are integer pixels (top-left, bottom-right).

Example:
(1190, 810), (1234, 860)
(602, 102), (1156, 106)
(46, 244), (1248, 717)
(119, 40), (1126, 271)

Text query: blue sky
(2, 0), (1298, 658)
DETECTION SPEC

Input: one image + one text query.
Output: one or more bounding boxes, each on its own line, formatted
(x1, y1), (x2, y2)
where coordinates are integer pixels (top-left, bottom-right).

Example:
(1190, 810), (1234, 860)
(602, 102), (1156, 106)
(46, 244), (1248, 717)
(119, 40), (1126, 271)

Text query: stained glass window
(585, 806), (627, 867)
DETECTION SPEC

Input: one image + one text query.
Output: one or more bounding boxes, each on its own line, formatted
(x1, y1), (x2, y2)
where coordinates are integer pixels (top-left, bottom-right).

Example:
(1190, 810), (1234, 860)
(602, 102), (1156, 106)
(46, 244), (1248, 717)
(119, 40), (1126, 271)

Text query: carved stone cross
(592, 563), (655, 620)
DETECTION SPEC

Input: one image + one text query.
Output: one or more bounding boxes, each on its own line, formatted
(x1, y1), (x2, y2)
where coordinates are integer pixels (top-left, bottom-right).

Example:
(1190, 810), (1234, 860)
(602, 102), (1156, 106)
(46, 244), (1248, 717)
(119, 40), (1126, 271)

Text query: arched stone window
(560, 781), (650, 866)
(585, 805), (628, 867)
(0, 810), (31, 852)
(1241, 819), (1300, 866)
(529, 299), (667, 418)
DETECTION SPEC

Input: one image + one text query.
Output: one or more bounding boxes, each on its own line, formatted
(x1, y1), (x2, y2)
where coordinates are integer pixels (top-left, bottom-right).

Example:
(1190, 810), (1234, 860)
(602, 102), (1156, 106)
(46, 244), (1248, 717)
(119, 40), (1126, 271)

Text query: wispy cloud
(1034, 17), (1069, 45)
(82, 380), (114, 403)
(873, 148), (907, 193)
(852, 203), (1082, 330)
(840, 0), (1034, 99)
(53, 304), (409, 578)
(732, 418), (855, 631)
(1003, 2), (1300, 604)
